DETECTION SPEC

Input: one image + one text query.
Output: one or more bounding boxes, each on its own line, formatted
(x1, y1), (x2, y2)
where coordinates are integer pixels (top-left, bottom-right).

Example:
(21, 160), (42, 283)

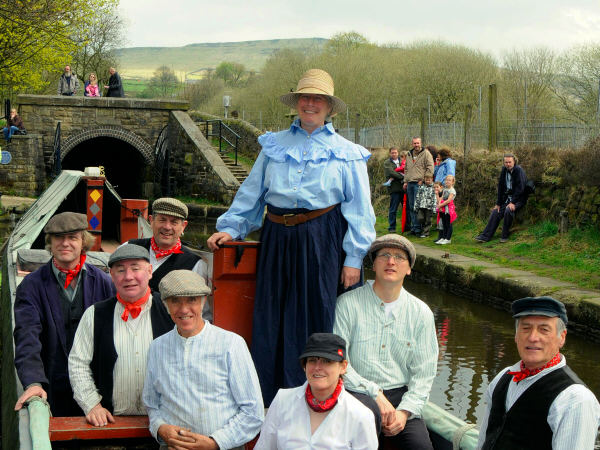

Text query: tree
(215, 61), (246, 86)
(0, 0), (121, 96)
(182, 77), (224, 109)
(147, 65), (180, 98)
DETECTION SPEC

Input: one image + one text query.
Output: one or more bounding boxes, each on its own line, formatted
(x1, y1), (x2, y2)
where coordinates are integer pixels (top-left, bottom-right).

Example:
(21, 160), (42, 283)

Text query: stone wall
(16, 95), (189, 173)
(167, 111), (239, 203)
(0, 134), (45, 196)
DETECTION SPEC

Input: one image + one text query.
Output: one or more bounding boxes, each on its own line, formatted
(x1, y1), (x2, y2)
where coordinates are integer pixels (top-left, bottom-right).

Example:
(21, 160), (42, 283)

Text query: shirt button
(382, 345), (386, 349)
(298, 169), (302, 173)
(303, 151), (307, 155)
(293, 187), (297, 191)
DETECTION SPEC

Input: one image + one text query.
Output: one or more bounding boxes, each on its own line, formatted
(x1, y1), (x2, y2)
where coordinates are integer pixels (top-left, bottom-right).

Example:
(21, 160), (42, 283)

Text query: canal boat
(1, 171), (479, 449)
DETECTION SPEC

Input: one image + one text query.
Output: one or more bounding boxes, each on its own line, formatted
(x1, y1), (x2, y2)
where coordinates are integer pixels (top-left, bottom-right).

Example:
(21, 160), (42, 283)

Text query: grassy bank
(375, 209), (600, 291)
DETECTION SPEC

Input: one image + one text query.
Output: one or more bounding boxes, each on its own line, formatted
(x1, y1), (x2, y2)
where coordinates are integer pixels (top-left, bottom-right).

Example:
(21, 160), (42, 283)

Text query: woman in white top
(255, 333), (378, 450)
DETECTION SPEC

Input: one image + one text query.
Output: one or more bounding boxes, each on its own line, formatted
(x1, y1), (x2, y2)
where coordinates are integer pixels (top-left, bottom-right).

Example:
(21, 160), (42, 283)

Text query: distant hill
(116, 38), (327, 79)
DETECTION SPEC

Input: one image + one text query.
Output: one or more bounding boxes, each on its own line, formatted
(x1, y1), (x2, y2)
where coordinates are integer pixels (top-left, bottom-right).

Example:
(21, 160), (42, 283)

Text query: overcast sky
(119, 0), (600, 56)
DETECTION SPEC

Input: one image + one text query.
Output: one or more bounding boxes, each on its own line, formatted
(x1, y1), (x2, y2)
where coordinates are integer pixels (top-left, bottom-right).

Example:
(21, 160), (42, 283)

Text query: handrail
(422, 401), (479, 449)
(53, 121), (61, 177)
(202, 119), (241, 165)
(26, 396), (52, 449)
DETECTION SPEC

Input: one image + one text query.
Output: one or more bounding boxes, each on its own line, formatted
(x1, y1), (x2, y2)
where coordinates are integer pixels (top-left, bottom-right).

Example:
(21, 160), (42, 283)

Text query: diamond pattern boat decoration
(89, 216), (100, 230)
(90, 189), (101, 203)
(89, 203), (100, 215)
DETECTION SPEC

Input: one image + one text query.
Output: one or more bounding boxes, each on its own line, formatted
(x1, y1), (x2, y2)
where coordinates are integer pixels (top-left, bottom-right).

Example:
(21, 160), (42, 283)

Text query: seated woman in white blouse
(255, 333), (378, 450)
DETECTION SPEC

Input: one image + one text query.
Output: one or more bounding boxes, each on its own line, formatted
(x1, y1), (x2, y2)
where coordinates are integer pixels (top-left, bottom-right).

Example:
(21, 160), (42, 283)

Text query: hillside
(116, 38), (327, 79)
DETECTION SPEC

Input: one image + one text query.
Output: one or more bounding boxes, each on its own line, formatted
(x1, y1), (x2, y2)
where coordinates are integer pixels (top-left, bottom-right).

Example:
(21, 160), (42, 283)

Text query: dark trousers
(440, 213), (452, 240)
(349, 387), (433, 450)
(417, 209), (433, 236)
(388, 192), (403, 231)
(480, 202), (522, 240)
(406, 182), (420, 233)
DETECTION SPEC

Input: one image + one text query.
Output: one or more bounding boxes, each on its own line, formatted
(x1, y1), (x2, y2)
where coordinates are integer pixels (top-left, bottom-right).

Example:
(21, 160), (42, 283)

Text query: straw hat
(280, 69), (347, 116)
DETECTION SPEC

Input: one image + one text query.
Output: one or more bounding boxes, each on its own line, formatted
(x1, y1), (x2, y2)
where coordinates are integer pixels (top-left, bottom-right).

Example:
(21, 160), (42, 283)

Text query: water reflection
(405, 279), (600, 426)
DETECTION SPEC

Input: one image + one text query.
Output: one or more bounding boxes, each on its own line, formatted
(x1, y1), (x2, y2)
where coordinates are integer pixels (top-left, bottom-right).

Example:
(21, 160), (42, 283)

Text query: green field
(116, 38), (326, 79)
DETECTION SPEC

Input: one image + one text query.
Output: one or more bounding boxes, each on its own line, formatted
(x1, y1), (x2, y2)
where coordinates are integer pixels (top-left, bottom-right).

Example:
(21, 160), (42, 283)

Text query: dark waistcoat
(57, 271), (86, 353)
(128, 238), (200, 291)
(482, 365), (583, 450)
(89, 292), (174, 412)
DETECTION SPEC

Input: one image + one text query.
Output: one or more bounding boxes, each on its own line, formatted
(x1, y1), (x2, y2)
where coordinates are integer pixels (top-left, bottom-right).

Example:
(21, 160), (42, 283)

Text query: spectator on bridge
(84, 73), (101, 97)
(57, 65), (80, 96)
(207, 68), (375, 407)
(104, 67), (124, 97)
(13, 212), (114, 417)
(3, 108), (26, 143)
(434, 148), (456, 184)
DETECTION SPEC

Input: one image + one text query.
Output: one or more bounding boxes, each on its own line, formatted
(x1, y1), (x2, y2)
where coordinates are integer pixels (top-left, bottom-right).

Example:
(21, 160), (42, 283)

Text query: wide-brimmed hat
(299, 333), (346, 362)
(280, 69), (347, 116)
(368, 233), (416, 268)
(512, 296), (568, 325)
(44, 212), (88, 235)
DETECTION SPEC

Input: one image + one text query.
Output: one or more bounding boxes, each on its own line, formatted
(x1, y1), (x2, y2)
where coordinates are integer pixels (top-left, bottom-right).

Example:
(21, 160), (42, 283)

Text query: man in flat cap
(127, 197), (210, 317)
(68, 244), (173, 426)
(143, 270), (263, 450)
(13, 212), (115, 416)
(477, 296), (600, 449)
(334, 233), (438, 449)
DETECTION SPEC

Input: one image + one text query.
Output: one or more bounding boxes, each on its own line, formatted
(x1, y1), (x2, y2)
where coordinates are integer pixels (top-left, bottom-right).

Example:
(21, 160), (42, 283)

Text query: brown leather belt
(266, 205), (337, 226)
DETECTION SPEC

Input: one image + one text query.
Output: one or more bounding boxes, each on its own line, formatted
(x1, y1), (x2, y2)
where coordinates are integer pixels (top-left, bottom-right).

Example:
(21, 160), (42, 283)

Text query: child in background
(434, 181), (444, 241)
(436, 175), (457, 245)
(382, 151), (408, 186)
(414, 174), (437, 237)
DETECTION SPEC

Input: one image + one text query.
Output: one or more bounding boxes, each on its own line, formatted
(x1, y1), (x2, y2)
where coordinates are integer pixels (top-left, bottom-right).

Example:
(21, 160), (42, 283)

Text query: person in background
(435, 175), (457, 245)
(2, 108), (25, 142)
(334, 234), (438, 450)
(426, 145), (438, 167)
(84, 73), (101, 97)
(207, 69), (375, 406)
(414, 174), (437, 238)
(255, 333), (378, 450)
(383, 147), (405, 232)
(144, 270), (263, 450)
(404, 137), (434, 235)
(433, 181), (445, 242)
(104, 67), (124, 97)
(68, 245), (173, 427)
(13, 212), (114, 416)
(57, 65), (80, 96)
(477, 296), (600, 449)
(434, 147), (456, 184)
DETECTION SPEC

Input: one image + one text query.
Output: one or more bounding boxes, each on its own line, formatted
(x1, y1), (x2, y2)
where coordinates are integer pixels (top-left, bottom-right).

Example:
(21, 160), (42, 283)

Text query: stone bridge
(2, 95), (240, 201)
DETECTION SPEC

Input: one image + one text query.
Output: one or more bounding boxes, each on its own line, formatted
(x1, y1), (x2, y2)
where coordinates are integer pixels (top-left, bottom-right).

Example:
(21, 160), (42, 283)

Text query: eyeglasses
(375, 252), (408, 262)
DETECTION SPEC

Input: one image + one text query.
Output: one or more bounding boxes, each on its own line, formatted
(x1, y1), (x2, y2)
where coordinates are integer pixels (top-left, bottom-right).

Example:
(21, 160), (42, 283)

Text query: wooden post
(488, 84), (497, 150)
(559, 210), (569, 234)
(463, 104), (472, 196)
(420, 108), (427, 146)
(354, 113), (361, 144)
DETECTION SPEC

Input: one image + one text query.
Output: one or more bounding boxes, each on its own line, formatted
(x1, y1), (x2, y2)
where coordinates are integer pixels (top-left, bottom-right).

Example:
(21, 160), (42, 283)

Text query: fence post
(420, 108), (427, 146)
(463, 105), (472, 196)
(488, 83), (497, 150)
(354, 113), (361, 144)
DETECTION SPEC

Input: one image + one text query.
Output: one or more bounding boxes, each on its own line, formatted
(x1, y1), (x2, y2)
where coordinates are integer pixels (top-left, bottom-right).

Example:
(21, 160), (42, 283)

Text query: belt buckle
(282, 213), (295, 226)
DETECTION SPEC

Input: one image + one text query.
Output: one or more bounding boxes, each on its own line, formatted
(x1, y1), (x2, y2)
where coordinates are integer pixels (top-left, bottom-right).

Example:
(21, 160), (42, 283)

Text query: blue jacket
(13, 260), (115, 416)
(434, 158), (456, 183)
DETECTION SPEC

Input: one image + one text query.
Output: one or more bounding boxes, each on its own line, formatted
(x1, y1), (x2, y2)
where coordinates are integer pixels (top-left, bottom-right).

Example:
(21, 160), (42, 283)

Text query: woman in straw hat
(207, 69), (375, 406)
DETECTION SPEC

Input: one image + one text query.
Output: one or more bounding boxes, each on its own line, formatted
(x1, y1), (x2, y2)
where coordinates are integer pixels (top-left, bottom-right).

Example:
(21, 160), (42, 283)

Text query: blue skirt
(250, 204), (361, 406)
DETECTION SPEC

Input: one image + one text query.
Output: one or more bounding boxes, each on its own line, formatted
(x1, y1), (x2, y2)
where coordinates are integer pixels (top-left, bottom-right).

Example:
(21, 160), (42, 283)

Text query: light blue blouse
(216, 120), (376, 269)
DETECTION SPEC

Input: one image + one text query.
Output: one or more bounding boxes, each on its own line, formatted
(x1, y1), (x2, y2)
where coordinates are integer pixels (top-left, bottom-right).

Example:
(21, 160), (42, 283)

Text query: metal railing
(202, 119), (240, 165)
(53, 121), (61, 177)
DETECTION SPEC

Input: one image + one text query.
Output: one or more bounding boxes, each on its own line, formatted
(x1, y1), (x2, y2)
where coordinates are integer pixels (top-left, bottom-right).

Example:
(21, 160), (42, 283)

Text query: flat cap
(159, 269), (211, 301)
(512, 296), (568, 325)
(108, 244), (150, 267)
(152, 197), (188, 220)
(299, 333), (346, 362)
(368, 233), (416, 268)
(44, 212), (88, 235)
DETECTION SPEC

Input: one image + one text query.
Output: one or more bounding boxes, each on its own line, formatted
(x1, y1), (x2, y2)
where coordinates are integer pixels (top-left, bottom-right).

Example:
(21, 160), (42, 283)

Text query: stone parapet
(0, 135), (45, 196)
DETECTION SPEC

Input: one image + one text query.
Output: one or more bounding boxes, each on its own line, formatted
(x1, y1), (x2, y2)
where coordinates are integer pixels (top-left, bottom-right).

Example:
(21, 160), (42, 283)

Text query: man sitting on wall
(14, 212), (115, 416)
(68, 244), (173, 426)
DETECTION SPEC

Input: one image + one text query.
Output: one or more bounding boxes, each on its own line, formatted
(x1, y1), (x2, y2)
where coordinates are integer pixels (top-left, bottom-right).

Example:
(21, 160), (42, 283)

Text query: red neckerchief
(508, 353), (561, 383)
(150, 237), (184, 259)
(53, 253), (86, 289)
(117, 287), (151, 322)
(305, 378), (343, 413)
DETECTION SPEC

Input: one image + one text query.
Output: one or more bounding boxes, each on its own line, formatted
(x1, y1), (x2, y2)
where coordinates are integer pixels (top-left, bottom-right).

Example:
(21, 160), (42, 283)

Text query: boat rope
(452, 423), (478, 449)
(120, 204), (148, 217)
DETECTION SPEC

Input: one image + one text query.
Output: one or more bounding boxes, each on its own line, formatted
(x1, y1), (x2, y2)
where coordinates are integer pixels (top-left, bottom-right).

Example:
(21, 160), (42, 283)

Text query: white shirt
(69, 296), (154, 415)
(477, 356), (600, 449)
(143, 321), (264, 449)
(254, 382), (378, 450)
(333, 281), (438, 416)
